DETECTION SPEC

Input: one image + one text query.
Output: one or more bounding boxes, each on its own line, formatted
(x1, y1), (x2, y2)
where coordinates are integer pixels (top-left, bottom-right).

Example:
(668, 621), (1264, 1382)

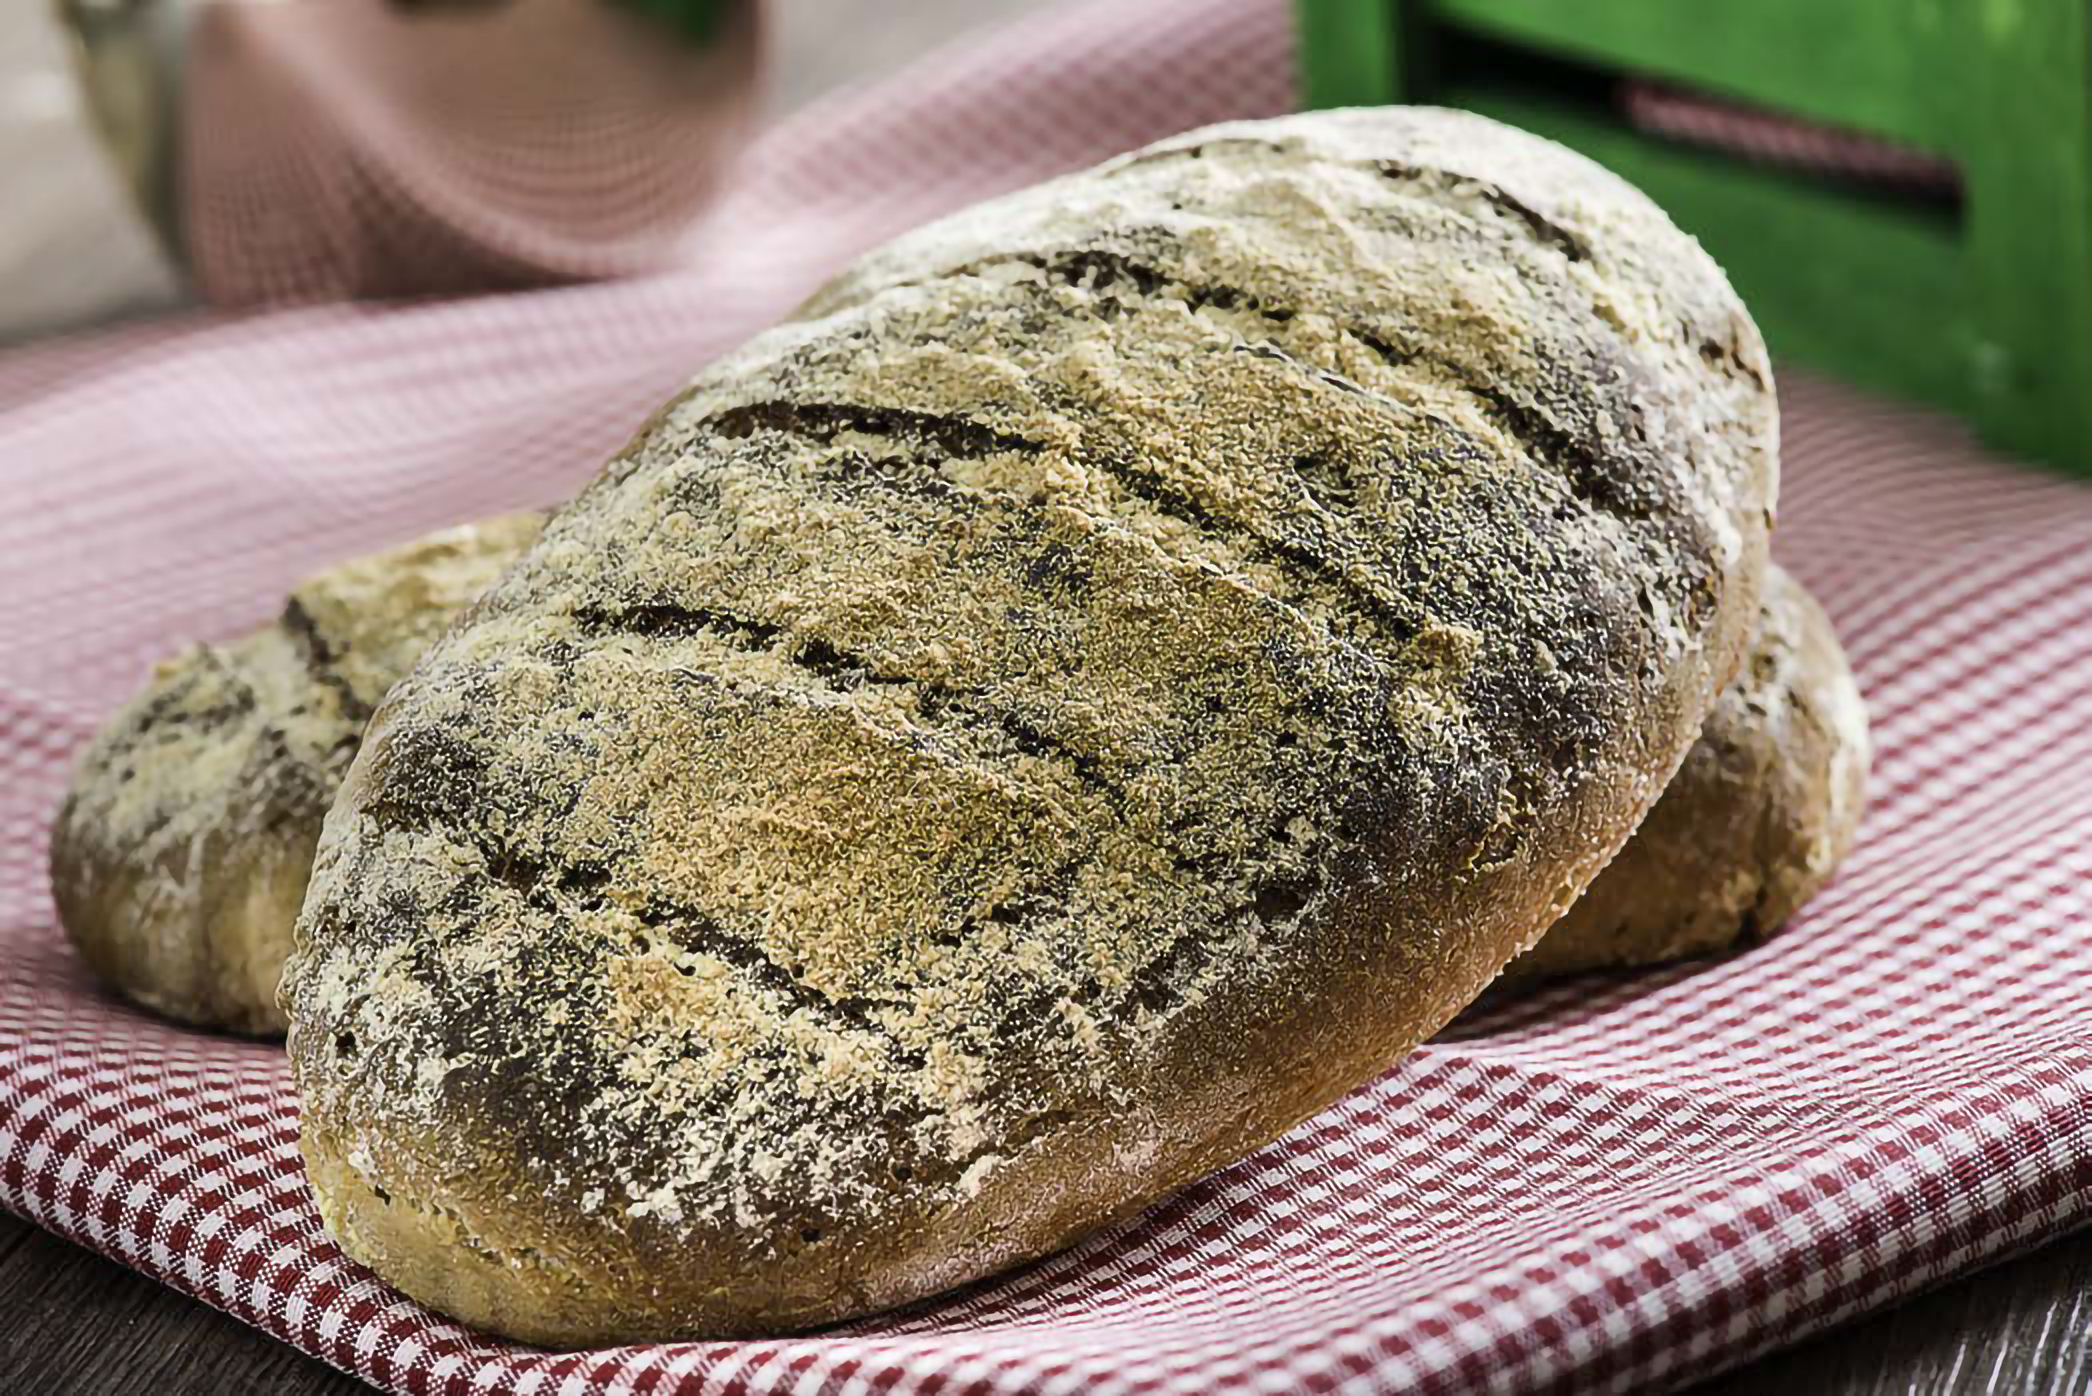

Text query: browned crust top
(284, 108), (1775, 1339)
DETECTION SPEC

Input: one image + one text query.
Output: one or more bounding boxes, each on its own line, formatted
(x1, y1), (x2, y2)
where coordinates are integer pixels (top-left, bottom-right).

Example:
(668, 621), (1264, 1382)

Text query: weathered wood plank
(0, 1210), (373, 1394)
(1955, 0), (2092, 474)
(1296, 0), (1404, 108)
(1430, 0), (1959, 152)
(1700, 1226), (2092, 1395)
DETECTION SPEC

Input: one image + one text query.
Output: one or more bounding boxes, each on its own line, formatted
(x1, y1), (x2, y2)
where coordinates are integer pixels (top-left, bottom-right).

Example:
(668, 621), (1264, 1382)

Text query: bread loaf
(271, 106), (1776, 1343)
(49, 516), (542, 1033)
(57, 547), (1858, 1032)
(60, 547), (1856, 1036)
(1514, 564), (1868, 978)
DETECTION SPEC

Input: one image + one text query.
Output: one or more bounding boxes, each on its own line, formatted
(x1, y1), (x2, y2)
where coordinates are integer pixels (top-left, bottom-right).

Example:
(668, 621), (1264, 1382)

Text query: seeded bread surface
(56, 551), (1861, 1025)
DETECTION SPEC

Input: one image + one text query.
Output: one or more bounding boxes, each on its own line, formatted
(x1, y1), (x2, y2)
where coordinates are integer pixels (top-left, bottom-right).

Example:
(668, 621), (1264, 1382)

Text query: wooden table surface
(2, 1203), (2089, 1395)
(1, 0), (2087, 1390)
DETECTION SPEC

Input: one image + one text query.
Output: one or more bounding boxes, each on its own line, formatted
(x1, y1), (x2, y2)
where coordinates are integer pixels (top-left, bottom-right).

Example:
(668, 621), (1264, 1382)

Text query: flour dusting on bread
(281, 108), (1778, 1343)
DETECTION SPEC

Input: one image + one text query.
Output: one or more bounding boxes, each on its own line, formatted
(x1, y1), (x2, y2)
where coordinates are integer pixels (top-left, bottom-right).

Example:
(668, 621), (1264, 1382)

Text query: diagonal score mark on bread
(53, 538), (1864, 1031)
(53, 109), (1826, 1342)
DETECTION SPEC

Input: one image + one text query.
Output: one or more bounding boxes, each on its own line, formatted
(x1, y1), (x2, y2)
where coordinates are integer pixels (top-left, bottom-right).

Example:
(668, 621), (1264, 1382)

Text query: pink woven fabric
(6, 1), (2092, 1391)
(180, 0), (763, 303)
(1619, 82), (1960, 199)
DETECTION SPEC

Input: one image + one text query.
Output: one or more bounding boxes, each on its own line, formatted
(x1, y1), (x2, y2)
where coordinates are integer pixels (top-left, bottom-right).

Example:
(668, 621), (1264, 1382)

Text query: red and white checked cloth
(5, 1), (2092, 1391)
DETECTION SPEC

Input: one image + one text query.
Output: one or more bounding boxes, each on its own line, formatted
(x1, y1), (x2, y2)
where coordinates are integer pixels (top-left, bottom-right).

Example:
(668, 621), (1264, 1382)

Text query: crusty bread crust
(48, 516), (542, 1034)
(285, 108), (1778, 1343)
(1513, 565), (1869, 978)
(53, 541), (1853, 1033)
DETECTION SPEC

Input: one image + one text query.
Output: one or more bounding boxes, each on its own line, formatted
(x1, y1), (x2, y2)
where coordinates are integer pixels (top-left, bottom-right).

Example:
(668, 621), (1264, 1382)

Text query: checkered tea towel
(3, 1), (2090, 1391)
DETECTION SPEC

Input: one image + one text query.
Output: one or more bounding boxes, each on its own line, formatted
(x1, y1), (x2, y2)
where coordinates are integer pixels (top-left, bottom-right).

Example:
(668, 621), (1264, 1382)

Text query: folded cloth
(3, 1), (2091, 1391)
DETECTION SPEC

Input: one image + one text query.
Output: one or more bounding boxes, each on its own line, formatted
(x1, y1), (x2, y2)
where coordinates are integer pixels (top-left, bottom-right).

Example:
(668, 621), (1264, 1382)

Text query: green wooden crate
(1295, 0), (2092, 475)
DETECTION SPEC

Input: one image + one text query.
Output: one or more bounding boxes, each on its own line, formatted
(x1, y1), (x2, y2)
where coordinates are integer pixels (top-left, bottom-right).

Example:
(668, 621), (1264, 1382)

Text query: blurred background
(7, 0), (2083, 474)
(0, 0), (1046, 340)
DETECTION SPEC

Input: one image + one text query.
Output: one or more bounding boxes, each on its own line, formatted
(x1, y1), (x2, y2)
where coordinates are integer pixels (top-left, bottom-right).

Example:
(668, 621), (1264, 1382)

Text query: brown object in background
(1512, 565), (1871, 981)
(62, 0), (761, 305)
